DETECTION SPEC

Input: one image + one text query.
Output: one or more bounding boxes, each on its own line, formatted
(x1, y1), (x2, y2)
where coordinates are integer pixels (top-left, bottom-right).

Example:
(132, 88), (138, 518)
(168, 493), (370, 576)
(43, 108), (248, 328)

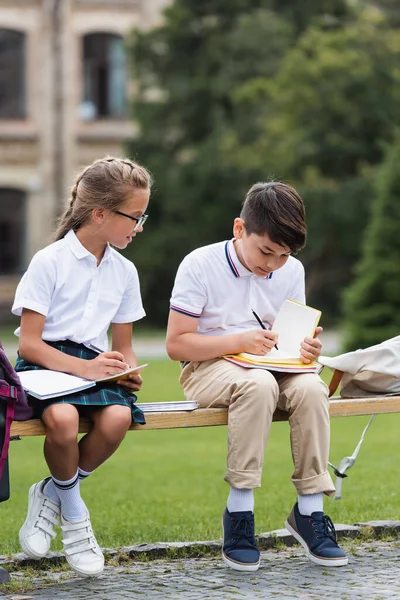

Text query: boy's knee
(235, 370), (279, 408)
(290, 375), (329, 412)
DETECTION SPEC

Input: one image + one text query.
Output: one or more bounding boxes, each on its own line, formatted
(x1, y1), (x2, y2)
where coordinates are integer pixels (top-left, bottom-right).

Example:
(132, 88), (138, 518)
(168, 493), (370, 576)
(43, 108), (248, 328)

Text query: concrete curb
(1, 520), (399, 570)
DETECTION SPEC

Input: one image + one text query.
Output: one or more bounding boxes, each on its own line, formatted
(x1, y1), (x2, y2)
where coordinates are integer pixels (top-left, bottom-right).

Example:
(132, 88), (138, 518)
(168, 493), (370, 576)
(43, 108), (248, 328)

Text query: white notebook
(136, 401), (198, 412)
(242, 299), (321, 362)
(18, 364), (148, 400)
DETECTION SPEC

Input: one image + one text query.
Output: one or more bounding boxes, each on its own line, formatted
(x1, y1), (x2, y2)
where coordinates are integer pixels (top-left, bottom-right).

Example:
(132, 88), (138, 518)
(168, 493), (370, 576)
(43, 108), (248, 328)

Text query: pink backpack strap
(0, 383), (17, 480)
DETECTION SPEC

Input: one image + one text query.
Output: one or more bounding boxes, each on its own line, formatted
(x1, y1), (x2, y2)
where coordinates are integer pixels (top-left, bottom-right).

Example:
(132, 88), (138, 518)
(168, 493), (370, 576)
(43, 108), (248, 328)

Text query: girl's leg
(78, 404), (132, 472)
(41, 404), (87, 522)
(19, 404), (81, 559)
(42, 403), (80, 480)
(43, 404), (105, 576)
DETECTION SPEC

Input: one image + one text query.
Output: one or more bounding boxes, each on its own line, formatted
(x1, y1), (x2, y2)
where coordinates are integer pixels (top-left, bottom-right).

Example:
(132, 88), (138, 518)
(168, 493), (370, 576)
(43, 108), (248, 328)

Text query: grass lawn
(1, 359), (399, 555)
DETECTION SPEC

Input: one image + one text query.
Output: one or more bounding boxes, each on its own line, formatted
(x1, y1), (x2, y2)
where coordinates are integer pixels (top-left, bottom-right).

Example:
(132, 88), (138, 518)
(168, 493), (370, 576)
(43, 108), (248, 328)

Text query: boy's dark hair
(240, 181), (306, 253)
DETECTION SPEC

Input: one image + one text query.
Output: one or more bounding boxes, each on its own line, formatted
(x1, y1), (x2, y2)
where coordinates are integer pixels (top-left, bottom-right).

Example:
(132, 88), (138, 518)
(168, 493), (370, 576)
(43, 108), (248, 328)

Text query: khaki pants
(180, 359), (335, 496)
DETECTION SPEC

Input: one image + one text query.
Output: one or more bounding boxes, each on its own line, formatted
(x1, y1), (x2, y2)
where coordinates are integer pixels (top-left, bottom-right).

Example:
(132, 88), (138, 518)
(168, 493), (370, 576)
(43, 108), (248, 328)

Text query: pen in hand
(87, 343), (105, 354)
(251, 309), (279, 351)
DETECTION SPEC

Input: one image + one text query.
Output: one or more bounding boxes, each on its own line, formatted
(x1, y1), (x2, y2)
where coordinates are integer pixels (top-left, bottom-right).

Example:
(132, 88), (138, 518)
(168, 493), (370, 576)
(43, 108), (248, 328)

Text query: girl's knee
(43, 404), (79, 444)
(94, 405), (132, 445)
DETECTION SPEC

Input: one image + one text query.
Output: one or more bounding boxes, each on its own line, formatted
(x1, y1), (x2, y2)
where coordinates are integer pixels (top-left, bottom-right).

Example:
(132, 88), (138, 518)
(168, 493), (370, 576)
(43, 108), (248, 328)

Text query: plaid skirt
(15, 340), (145, 424)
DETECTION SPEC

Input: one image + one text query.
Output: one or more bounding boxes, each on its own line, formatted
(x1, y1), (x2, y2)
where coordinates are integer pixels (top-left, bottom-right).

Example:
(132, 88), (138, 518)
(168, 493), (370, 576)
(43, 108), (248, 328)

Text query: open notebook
(18, 364), (148, 400)
(224, 299), (322, 372)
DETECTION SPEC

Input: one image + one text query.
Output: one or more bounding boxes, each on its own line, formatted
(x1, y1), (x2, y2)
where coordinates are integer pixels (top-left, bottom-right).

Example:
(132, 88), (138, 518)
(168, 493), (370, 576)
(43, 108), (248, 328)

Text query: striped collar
(225, 239), (273, 279)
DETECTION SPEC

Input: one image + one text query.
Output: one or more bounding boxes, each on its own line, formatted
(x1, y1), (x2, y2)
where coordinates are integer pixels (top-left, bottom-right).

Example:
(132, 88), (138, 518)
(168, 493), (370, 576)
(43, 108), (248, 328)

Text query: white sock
(297, 493), (323, 516)
(78, 466), (93, 482)
(227, 487), (254, 513)
(43, 478), (60, 504)
(52, 470), (87, 522)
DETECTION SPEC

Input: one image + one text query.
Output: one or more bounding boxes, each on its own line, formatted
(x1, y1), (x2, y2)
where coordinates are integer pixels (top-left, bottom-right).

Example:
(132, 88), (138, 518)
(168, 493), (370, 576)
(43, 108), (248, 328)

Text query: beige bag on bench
(319, 336), (400, 499)
(319, 335), (400, 398)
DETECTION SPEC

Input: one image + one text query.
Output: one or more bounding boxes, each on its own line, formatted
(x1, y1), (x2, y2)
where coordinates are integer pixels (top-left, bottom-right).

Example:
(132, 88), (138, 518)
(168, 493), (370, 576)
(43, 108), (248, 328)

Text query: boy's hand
(117, 373), (143, 392)
(241, 329), (278, 355)
(300, 326), (323, 364)
(81, 351), (129, 380)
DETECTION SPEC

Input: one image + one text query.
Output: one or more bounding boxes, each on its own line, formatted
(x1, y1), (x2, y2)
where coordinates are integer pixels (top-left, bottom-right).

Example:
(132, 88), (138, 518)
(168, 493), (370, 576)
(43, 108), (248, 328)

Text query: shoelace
(312, 515), (337, 544)
(230, 514), (255, 545)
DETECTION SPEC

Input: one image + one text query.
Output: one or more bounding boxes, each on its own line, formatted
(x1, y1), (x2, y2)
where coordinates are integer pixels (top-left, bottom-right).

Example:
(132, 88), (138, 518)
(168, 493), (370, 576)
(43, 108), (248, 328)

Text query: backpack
(0, 341), (33, 500)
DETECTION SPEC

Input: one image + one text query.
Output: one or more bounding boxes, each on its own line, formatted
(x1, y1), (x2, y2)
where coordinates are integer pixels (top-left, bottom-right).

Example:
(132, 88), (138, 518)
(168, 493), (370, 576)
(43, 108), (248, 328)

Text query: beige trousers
(180, 359), (335, 496)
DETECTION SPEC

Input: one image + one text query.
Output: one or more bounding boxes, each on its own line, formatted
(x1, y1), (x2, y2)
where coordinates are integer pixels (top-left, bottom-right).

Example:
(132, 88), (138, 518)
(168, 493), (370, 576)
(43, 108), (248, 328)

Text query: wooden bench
(9, 370), (400, 438)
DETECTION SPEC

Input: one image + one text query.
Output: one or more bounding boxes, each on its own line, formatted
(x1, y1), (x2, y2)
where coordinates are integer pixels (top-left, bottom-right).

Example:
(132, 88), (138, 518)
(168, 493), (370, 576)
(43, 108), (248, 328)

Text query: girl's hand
(300, 326), (323, 364)
(240, 329), (278, 355)
(80, 351), (129, 380)
(117, 373), (143, 392)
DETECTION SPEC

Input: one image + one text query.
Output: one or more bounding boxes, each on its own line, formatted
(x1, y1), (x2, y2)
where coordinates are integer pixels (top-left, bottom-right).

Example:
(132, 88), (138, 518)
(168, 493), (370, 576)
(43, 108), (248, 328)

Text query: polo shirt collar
(64, 229), (112, 263)
(225, 239), (272, 279)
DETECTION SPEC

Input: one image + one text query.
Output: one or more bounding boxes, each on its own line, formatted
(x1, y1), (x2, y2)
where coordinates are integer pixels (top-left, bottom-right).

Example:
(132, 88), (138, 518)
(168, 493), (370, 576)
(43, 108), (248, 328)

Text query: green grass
(1, 360), (399, 556)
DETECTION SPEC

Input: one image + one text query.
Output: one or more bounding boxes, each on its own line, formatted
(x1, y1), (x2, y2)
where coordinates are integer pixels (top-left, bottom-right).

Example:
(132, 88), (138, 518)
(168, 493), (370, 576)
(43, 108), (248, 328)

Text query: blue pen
(251, 309), (279, 351)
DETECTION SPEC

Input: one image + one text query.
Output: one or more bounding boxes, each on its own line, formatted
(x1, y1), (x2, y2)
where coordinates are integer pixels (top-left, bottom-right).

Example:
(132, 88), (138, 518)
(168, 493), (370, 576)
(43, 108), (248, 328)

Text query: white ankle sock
(297, 493), (323, 516)
(78, 466), (93, 482)
(227, 487), (254, 513)
(52, 470), (87, 522)
(43, 478), (60, 504)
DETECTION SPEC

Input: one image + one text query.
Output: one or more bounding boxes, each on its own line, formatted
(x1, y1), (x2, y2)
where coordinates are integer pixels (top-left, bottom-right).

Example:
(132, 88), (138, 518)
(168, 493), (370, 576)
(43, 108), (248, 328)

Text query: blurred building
(0, 0), (170, 317)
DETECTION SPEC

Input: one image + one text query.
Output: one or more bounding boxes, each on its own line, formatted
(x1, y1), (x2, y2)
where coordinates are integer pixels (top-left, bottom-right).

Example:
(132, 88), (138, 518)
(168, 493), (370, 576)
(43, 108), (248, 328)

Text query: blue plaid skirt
(15, 340), (145, 424)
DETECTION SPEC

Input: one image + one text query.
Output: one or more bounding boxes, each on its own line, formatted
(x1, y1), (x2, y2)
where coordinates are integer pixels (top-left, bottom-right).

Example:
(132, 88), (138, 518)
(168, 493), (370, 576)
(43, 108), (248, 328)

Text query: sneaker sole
(285, 520), (348, 567)
(222, 551), (260, 572)
(19, 485), (49, 560)
(64, 558), (104, 578)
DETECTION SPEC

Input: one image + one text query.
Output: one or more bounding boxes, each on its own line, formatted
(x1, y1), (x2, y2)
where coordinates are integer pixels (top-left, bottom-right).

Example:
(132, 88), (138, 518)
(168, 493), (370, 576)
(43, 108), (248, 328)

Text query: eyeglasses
(113, 210), (149, 231)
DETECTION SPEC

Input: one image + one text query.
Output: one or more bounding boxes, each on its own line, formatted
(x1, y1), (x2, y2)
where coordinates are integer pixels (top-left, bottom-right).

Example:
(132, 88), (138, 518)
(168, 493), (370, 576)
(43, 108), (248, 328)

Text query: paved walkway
(2, 541), (400, 599)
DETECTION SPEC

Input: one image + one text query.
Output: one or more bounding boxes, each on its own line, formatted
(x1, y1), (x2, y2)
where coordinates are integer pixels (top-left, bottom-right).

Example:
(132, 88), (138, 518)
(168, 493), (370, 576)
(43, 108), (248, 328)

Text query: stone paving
(1, 540), (400, 600)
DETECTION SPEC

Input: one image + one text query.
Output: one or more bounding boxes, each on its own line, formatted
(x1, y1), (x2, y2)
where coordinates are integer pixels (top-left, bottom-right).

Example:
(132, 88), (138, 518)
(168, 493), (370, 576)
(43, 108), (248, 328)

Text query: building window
(0, 189), (25, 274)
(0, 29), (26, 118)
(81, 33), (126, 120)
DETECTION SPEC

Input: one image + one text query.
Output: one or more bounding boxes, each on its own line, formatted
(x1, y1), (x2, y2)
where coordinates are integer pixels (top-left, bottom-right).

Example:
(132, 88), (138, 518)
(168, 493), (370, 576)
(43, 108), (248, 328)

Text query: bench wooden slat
(9, 396), (400, 438)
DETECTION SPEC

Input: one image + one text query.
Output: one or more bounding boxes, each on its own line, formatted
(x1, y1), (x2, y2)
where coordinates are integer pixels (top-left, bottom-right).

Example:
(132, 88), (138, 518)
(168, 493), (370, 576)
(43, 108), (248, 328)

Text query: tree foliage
(125, 1), (400, 328)
(342, 135), (400, 350)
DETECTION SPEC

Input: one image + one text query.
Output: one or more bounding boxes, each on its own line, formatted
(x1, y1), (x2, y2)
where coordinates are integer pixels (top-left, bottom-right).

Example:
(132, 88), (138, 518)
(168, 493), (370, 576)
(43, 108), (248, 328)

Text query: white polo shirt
(170, 239), (305, 336)
(12, 229), (145, 350)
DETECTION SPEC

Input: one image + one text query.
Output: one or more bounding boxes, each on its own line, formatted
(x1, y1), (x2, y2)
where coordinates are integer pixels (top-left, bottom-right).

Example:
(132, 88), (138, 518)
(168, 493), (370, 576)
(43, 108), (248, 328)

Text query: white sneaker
(61, 512), (104, 577)
(19, 479), (60, 559)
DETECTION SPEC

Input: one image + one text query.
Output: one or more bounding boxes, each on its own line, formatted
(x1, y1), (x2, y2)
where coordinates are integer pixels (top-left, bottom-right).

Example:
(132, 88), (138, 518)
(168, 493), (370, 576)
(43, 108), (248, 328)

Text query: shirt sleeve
(112, 263), (145, 323)
(169, 254), (207, 318)
(289, 260), (306, 304)
(11, 251), (57, 317)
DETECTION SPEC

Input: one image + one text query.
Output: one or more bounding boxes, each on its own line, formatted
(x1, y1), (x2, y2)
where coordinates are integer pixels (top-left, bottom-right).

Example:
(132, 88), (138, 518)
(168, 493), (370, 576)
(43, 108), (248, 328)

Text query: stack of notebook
(223, 299), (323, 374)
(223, 350), (321, 373)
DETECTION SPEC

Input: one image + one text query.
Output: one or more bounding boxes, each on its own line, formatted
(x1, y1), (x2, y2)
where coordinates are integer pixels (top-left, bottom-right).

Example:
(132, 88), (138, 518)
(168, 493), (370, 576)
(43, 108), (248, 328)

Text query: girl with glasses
(12, 156), (151, 577)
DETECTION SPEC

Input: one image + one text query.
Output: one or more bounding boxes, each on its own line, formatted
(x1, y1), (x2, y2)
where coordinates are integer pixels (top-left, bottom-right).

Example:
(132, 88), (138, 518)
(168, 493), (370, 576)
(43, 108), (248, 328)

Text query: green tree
(126, 1), (296, 326)
(125, 1), (388, 327)
(221, 11), (400, 319)
(343, 135), (400, 350)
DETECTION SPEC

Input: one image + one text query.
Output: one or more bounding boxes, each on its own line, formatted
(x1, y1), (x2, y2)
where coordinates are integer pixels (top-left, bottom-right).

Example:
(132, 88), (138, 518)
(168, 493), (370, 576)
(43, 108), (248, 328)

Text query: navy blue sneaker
(285, 503), (348, 566)
(222, 508), (260, 571)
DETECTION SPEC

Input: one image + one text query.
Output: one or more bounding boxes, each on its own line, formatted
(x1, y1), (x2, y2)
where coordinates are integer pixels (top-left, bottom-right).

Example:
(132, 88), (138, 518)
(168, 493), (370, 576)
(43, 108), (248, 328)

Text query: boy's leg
(181, 359), (279, 571)
(277, 373), (348, 566)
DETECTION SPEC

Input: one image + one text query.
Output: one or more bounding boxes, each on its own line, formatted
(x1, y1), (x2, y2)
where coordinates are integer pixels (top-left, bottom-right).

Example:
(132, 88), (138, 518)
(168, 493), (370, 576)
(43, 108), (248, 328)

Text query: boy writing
(166, 182), (347, 571)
